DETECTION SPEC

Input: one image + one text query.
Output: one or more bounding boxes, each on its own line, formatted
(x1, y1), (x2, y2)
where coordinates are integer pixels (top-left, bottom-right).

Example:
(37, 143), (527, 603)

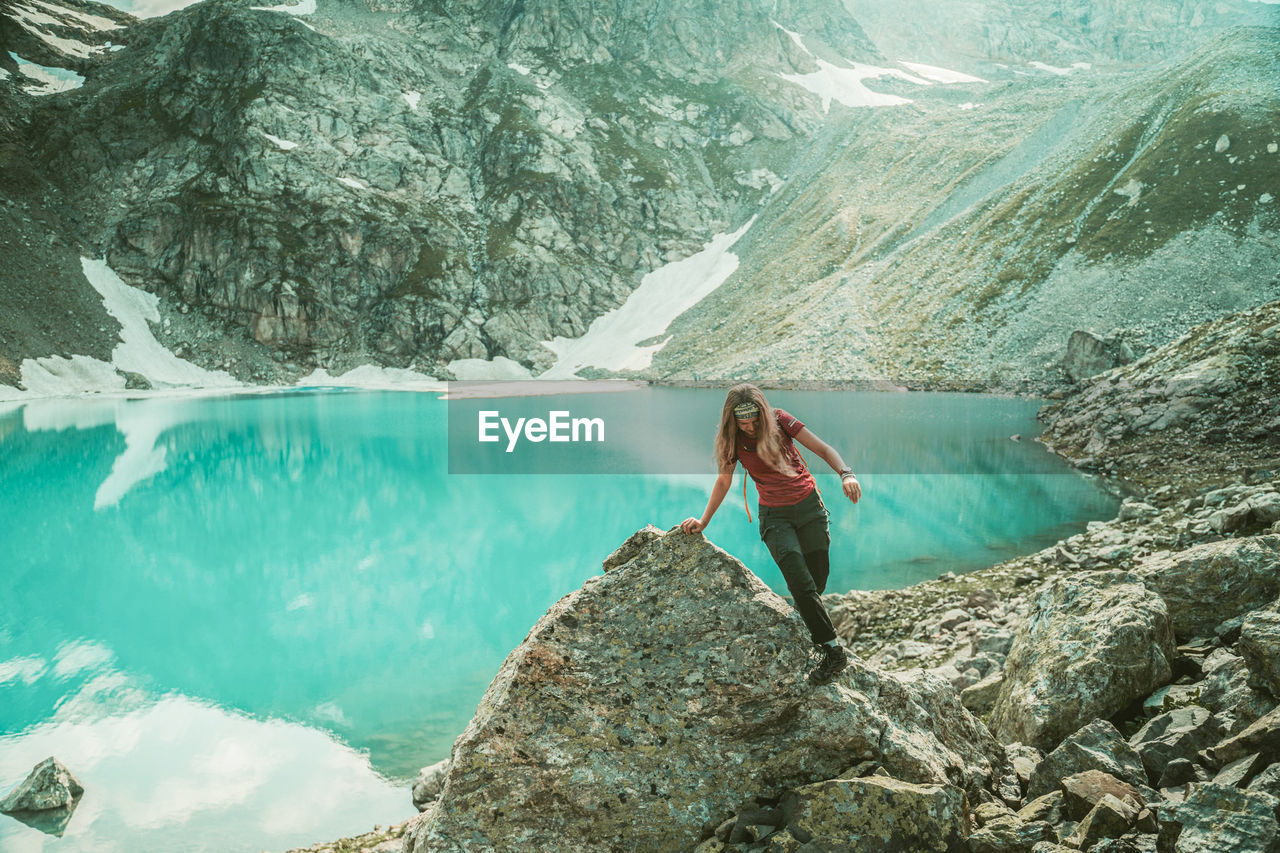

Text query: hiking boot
(808, 643), (848, 686)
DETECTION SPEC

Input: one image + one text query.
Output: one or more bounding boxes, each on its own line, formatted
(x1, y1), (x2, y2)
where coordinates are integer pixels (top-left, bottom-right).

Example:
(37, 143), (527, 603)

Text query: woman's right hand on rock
(680, 517), (704, 535)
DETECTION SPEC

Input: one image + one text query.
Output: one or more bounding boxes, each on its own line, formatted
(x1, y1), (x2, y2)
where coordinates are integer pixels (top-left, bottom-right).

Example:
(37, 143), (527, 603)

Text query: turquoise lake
(0, 387), (1117, 852)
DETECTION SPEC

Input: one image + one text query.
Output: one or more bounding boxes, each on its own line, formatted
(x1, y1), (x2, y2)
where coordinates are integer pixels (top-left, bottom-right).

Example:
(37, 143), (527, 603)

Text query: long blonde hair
(713, 384), (796, 475)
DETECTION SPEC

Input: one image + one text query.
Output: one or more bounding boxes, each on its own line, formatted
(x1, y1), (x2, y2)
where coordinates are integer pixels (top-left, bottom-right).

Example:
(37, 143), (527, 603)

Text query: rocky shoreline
(287, 299), (1280, 852)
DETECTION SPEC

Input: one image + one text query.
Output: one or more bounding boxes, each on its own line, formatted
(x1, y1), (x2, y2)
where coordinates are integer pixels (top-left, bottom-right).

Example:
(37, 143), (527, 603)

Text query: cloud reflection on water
(0, 670), (408, 853)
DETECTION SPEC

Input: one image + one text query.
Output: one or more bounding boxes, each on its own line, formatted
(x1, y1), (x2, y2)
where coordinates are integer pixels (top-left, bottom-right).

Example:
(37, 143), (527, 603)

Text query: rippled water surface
(0, 388), (1116, 852)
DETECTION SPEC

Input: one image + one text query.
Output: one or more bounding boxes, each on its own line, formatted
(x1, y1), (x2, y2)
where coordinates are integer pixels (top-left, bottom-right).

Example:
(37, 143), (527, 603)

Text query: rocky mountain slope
(844, 0), (1279, 73)
(3, 1), (1276, 392)
(3, 0), (880, 384)
(1039, 297), (1280, 495)
(646, 26), (1280, 387)
(299, 302), (1280, 851)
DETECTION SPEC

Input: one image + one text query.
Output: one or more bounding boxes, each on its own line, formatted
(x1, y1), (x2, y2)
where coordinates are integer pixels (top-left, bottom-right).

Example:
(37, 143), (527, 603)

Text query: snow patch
(30, 0), (124, 30)
(262, 132), (299, 150)
(780, 60), (927, 112)
(337, 176), (368, 190)
(5, 259), (240, 401)
(402, 90), (421, 111)
(1113, 179), (1144, 206)
(772, 21), (809, 54)
(1029, 61), (1091, 76)
(82, 258), (239, 390)
(957, 103), (980, 110)
(508, 62), (531, 76)
(19, 355), (126, 397)
(538, 218), (755, 379)
(897, 60), (986, 84)
(11, 8), (102, 57)
(8, 50), (84, 93)
(251, 0), (315, 15)
(446, 357), (533, 381)
(13, 3), (64, 28)
(296, 365), (443, 391)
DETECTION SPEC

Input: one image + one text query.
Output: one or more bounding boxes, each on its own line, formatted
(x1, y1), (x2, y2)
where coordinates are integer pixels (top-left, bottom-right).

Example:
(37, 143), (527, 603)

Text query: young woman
(680, 383), (861, 685)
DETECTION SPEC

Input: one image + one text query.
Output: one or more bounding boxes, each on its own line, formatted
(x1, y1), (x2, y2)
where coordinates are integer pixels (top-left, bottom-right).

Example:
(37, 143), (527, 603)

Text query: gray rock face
(18, 0), (876, 375)
(1204, 705), (1280, 769)
(989, 571), (1175, 751)
(1129, 706), (1222, 785)
(1064, 793), (1140, 850)
(1027, 720), (1148, 801)
(1196, 649), (1276, 736)
(1241, 606), (1280, 699)
(402, 526), (1001, 852)
(1059, 770), (1145, 821)
(1039, 302), (1280, 494)
(1135, 537), (1280, 641)
(1063, 330), (1135, 383)
(1164, 782), (1280, 853)
(0, 756), (84, 813)
(781, 776), (969, 851)
(967, 813), (1057, 853)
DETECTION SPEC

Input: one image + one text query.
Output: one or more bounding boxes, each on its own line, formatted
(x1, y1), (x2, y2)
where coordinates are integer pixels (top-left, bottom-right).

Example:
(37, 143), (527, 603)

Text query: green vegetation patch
(965, 97), (1278, 318)
(391, 242), (449, 300)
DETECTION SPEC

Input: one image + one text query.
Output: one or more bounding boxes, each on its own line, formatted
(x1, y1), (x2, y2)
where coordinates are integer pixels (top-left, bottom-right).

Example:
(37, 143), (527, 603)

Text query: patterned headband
(733, 401), (760, 420)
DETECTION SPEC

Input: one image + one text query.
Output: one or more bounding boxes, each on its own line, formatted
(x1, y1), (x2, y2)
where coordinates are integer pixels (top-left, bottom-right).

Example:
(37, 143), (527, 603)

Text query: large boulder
(1134, 537), (1280, 641)
(989, 571), (1175, 751)
(1162, 783), (1280, 852)
(1063, 330), (1135, 382)
(403, 526), (1002, 852)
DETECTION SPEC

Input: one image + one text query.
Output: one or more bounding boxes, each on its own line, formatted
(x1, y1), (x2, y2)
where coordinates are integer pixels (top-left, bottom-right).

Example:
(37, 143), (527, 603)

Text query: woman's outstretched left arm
(795, 427), (861, 503)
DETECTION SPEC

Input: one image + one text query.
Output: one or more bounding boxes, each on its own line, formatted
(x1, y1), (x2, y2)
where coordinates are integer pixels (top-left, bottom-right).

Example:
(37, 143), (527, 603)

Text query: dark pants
(758, 490), (837, 645)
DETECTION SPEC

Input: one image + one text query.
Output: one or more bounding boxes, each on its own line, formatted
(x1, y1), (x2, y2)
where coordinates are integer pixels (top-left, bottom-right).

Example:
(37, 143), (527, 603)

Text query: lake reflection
(0, 661), (406, 853)
(0, 388), (1115, 850)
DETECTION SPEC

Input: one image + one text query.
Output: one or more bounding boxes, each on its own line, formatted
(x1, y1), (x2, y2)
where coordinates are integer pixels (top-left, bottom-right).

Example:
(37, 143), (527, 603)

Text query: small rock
(962, 671), (1005, 718)
(1129, 706), (1221, 784)
(1213, 753), (1265, 788)
(1018, 790), (1067, 824)
(1158, 758), (1206, 788)
(1060, 770), (1145, 821)
(0, 756), (84, 813)
(1064, 793), (1139, 849)
(411, 759), (449, 811)
(1028, 720), (1148, 800)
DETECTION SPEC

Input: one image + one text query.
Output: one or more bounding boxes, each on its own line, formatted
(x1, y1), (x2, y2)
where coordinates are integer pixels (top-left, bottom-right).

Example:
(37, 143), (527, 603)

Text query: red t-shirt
(736, 408), (816, 507)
